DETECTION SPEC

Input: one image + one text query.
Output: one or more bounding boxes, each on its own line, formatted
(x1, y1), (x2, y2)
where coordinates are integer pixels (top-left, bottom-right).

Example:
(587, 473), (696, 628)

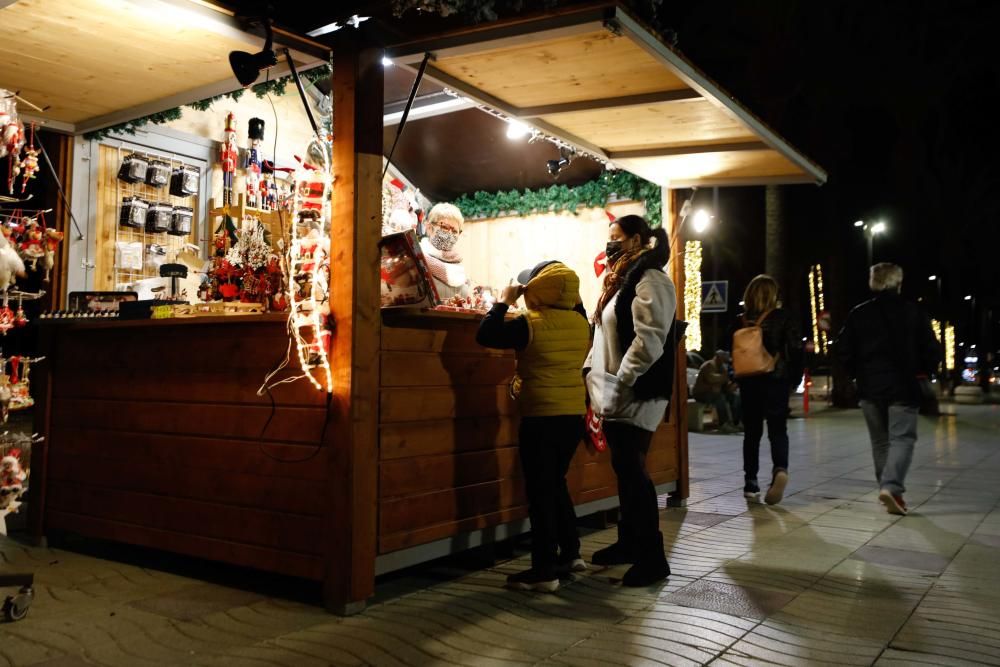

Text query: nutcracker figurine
(245, 117), (264, 208)
(220, 112), (238, 206)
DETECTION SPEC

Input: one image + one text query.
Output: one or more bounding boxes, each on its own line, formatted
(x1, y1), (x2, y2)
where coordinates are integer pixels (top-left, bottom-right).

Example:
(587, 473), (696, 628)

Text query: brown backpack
(732, 310), (776, 378)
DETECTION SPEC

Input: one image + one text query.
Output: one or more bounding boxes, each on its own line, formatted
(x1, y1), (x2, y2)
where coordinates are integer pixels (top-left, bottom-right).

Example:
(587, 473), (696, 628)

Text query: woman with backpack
(584, 214), (675, 587)
(732, 275), (801, 505)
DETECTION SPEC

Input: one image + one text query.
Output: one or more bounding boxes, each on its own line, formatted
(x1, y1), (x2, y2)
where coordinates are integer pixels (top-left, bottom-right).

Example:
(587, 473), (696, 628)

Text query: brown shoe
(879, 489), (908, 515)
(764, 469), (788, 505)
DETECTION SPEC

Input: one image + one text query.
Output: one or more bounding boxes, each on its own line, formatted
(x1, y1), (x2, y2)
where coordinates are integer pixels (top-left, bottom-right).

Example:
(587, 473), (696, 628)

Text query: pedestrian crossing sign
(701, 280), (728, 313)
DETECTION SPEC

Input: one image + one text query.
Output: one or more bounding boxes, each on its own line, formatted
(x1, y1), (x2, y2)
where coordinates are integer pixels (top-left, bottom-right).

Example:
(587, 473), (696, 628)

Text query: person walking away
(693, 350), (741, 433)
(734, 275), (801, 504)
(477, 261), (590, 591)
(835, 263), (940, 515)
(585, 214), (675, 587)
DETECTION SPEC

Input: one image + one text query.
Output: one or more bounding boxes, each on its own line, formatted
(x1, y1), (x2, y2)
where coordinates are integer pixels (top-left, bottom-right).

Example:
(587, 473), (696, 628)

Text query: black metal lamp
(229, 21), (278, 87)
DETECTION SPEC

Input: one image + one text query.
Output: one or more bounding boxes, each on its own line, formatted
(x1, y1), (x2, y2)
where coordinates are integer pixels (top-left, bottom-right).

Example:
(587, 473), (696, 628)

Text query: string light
(931, 318), (942, 343)
(808, 266), (819, 352)
(288, 168), (334, 393)
(815, 264), (828, 353)
(944, 324), (956, 370)
(684, 240), (703, 352)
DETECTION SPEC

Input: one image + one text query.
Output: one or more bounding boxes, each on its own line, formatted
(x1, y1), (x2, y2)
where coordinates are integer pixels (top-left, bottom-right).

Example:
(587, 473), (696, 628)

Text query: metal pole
(866, 230), (873, 267)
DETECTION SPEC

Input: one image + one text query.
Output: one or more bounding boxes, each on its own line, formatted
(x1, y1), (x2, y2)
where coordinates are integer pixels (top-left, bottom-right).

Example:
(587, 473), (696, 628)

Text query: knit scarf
(594, 247), (648, 325)
(420, 237), (467, 287)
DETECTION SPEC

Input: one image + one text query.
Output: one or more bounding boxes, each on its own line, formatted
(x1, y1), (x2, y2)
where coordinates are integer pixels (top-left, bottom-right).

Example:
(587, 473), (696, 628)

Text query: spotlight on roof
(692, 209), (712, 234)
(381, 56), (393, 67)
(229, 21), (278, 86)
(505, 120), (530, 140)
(546, 146), (576, 178)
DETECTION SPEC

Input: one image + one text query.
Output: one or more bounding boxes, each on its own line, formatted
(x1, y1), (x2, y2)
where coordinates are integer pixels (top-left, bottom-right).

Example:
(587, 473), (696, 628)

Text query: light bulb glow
(928, 275), (937, 281)
(871, 221), (886, 235)
(381, 56), (393, 66)
(964, 295), (973, 301)
(692, 209), (711, 234)
(505, 120), (530, 140)
(945, 324), (956, 370)
(854, 220), (864, 227)
(684, 240), (703, 352)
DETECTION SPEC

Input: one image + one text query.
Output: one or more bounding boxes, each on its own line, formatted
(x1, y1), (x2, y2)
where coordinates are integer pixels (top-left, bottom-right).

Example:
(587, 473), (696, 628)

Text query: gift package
(379, 230), (439, 309)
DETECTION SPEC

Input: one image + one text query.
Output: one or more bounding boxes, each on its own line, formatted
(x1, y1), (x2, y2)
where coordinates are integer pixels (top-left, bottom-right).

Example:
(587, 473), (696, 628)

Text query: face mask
(431, 229), (458, 252)
(605, 240), (624, 259)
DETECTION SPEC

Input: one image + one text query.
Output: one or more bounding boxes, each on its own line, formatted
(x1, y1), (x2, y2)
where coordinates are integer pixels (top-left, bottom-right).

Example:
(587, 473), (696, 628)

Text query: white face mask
(430, 229), (458, 252)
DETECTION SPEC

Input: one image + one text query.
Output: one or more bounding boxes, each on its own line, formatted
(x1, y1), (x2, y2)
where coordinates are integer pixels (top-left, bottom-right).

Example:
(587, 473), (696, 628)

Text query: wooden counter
(30, 309), (687, 611)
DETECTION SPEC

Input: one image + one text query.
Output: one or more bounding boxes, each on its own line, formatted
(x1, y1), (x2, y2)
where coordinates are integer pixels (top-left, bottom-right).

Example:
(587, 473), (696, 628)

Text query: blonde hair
(869, 263), (903, 293)
(426, 203), (464, 231)
(743, 274), (779, 318)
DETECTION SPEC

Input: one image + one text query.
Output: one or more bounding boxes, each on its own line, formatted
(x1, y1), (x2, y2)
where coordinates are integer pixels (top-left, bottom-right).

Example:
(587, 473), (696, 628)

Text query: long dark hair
(615, 215), (670, 265)
(594, 215), (670, 321)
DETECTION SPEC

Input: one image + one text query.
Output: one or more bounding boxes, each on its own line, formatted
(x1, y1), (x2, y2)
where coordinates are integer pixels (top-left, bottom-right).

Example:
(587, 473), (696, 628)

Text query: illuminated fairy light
(808, 266), (819, 352)
(815, 264), (828, 353)
(288, 168), (334, 393)
(684, 240), (703, 352)
(944, 323), (956, 370)
(931, 318), (942, 343)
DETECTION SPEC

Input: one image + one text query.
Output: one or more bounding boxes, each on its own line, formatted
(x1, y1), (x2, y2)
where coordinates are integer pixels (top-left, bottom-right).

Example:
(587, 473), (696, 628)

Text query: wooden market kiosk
(23, 2), (825, 613)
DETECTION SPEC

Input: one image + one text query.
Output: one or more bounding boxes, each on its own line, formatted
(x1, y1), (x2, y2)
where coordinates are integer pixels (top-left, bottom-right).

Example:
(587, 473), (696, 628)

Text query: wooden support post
(325, 36), (383, 615)
(665, 187), (689, 507)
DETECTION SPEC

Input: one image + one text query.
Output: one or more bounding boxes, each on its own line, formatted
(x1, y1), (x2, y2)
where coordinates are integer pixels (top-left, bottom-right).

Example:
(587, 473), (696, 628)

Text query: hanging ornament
(19, 123), (39, 194)
(13, 296), (26, 328)
(6, 121), (23, 194)
(0, 292), (14, 335)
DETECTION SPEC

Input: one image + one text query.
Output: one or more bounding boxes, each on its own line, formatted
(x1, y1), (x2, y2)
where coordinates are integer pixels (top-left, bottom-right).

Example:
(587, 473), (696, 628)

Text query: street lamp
(855, 219), (887, 267)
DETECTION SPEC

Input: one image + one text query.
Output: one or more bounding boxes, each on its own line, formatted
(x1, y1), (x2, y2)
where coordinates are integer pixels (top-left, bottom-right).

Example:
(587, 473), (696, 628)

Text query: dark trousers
(603, 421), (659, 551)
(738, 376), (790, 482)
(518, 416), (583, 572)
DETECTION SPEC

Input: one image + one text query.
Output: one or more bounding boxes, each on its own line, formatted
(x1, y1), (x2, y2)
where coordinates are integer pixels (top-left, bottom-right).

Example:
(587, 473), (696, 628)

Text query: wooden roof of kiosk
(0, 0), (327, 134)
(384, 3), (826, 189)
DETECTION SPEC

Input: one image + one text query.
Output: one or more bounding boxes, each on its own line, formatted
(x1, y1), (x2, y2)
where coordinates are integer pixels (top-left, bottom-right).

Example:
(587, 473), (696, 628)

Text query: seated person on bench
(693, 350), (741, 433)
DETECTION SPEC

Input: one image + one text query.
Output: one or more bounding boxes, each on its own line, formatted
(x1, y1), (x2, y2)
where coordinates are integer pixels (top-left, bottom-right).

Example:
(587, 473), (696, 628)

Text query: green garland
(83, 65), (332, 142)
(453, 170), (663, 228)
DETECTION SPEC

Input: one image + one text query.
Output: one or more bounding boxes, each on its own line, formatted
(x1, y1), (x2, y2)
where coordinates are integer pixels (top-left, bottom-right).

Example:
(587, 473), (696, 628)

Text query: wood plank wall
(39, 318), (330, 580)
(377, 315), (681, 554)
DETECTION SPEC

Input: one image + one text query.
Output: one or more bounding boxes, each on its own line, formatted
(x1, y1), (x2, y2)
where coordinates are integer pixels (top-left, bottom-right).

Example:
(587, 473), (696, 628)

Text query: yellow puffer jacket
(517, 263), (591, 417)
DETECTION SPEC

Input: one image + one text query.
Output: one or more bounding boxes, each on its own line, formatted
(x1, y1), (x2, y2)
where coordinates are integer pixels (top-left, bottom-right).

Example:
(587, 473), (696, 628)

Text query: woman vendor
(420, 203), (471, 300)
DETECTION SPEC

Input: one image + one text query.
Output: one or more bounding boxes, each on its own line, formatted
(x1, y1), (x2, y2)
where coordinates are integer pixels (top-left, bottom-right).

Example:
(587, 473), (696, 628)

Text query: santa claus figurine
(18, 220), (45, 270)
(0, 448), (26, 501)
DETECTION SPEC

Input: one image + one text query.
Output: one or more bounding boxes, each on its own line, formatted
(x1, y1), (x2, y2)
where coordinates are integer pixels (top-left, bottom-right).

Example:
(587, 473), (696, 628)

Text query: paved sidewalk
(3, 406), (1000, 666)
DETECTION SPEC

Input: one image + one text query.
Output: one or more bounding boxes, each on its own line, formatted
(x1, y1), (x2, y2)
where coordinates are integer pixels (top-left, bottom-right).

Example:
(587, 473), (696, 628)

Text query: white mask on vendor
(430, 229), (459, 252)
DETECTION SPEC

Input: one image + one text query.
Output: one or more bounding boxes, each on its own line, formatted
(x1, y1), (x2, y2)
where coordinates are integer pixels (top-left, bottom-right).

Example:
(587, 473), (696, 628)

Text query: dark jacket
(612, 249), (683, 401)
(731, 308), (802, 383)
(835, 292), (941, 403)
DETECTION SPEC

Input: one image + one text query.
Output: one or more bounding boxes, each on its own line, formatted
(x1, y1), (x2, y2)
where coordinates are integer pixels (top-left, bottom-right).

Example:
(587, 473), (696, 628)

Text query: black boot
(622, 532), (670, 587)
(591, 541), (637, 566)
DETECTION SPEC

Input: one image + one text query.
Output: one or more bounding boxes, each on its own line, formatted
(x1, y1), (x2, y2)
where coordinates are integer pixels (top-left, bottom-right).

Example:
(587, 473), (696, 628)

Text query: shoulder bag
(732, 310), (777, 378)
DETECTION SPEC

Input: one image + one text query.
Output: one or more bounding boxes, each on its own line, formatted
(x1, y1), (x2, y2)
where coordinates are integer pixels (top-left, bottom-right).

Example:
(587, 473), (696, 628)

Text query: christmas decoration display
(18, 123), (39, 194)
(204, 216), (286, 310)
(380, 230), (437, 308)
(0, 432), (39, 536)
(220, 112), (238, 206)
(0, 210), (65, 291)
(452, 171), (663, 228)
(381, 177), (422, 237)
(288, 166), (333, 392)
(808, 263), (829, 355)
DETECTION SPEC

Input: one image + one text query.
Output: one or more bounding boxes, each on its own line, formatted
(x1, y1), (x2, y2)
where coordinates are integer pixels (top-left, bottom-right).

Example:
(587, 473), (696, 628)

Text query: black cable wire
(383, 52), (431, 180)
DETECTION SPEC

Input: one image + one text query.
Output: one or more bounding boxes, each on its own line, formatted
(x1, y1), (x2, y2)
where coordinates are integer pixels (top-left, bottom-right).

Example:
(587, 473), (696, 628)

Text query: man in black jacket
(836, 263), (941, 515)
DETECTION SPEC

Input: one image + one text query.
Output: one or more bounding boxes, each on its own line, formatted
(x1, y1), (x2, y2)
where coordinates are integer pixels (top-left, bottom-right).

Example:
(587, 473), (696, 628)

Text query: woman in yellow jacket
(477, 261), (591, 592)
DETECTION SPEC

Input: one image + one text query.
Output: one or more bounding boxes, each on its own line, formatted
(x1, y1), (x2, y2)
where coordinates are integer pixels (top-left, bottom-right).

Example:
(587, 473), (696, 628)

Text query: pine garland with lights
(83, 65), (332, 141)
(453, 171), (663, 228)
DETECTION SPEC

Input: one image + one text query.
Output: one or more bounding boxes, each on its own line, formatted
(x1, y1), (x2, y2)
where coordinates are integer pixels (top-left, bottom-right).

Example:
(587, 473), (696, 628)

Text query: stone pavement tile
(716, 618), (886, 666)
(659, 579), (796, 619)
(970, 532), (1000, 548)
(20, 657), (94, 667)
(703, 560), (819, 596)
(850, 545), (952, 573)
(772, 586), (919, 642)
(660, 509), (734, 528)
(875, 648), (986, 666)
(943, 543), (1000, 581)
(0, 633), (70, 667)
(818, 558), (937, 601)
(545, 604), (757, 667)
(809, 506), (898, 533)
(128, 582), (264, 621)
(865, 516), (977, 556)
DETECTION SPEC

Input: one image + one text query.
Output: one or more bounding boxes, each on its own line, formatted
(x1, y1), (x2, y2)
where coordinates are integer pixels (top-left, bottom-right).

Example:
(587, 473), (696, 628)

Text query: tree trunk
(765, 185), (787, 293)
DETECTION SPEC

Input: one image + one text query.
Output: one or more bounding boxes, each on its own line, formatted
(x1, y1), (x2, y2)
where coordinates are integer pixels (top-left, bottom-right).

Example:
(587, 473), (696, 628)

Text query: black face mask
(606, 240), (624, 259)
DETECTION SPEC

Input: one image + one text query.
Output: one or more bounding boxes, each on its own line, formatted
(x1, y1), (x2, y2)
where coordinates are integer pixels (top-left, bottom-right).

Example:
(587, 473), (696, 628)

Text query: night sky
(650, 1), (1000, 352)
